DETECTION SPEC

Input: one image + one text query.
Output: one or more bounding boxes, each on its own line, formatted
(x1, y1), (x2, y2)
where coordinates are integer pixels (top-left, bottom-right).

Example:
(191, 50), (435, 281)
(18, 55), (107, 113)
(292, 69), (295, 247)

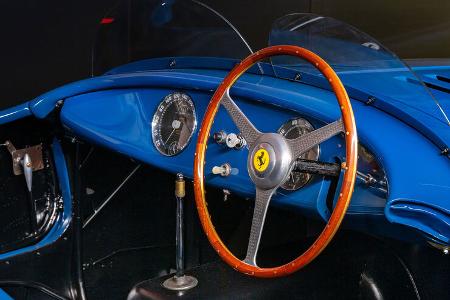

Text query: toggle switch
(213, 130), (227, 145)
(212, 163), (232, 177)
(225, 133), (246, 149)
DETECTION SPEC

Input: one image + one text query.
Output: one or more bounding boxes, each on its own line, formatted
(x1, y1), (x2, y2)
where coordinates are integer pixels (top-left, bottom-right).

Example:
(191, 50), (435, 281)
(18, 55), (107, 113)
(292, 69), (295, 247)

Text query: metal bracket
(3, 140), (44, 175)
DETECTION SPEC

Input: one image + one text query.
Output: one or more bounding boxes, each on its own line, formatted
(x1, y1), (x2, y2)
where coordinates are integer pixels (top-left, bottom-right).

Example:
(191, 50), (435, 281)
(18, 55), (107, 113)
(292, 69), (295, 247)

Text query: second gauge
(278, 118), (320, 190)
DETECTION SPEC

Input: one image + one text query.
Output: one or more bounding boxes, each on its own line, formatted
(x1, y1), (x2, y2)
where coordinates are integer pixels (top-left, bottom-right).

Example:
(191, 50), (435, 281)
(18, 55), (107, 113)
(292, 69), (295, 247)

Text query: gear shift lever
(162, 173), (198, 291)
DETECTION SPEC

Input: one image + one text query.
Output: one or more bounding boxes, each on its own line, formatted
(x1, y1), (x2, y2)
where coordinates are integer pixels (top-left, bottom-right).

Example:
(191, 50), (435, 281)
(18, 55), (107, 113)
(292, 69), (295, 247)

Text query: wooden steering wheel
(193, 45), (358, 278)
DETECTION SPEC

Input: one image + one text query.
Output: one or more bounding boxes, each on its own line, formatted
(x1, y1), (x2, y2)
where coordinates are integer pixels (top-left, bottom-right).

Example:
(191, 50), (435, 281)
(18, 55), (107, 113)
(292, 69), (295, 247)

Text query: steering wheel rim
(193, 45), (358, 278)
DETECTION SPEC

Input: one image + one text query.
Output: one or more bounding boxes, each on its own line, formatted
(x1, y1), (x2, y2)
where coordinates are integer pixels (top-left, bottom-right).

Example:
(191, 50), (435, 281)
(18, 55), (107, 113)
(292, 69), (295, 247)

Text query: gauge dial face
(152, 92), (197, 156)
(278, 118), (320, 190)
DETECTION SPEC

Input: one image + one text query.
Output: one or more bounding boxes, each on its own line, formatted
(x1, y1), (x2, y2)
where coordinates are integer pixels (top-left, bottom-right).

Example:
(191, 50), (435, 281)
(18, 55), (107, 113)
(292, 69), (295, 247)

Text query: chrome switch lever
(212, 163), (232, 177)
(21, 153), (38, 231)
(21, 152), (38, 231)
(212, 163), (239, 177)
(213, 130), (227, 144)
(213, 131), (246, 149)
(21, 153), (33, 192)
(225, 133), (246, 149)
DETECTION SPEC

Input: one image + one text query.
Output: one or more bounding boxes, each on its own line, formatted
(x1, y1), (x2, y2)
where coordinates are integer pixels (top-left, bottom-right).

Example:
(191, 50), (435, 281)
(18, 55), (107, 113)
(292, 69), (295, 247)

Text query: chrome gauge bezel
(151, 92), (197, 156)
(277, 117), (320, 190)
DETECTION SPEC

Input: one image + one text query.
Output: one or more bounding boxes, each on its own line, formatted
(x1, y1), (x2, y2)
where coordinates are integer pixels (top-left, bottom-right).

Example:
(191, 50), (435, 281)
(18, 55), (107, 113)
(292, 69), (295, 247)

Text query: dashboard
(17, 62), (448, 246)
(151, 91), (320, 190)
(60, 84), (386, 222)
(52, 66), (450, 245)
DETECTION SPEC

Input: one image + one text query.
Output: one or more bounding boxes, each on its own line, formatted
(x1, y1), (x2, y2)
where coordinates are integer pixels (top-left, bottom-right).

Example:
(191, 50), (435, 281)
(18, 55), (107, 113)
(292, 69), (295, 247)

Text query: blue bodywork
(0, 102), (32, 126)
(0, 288), (13, 300)
(1, 57), (449, 248)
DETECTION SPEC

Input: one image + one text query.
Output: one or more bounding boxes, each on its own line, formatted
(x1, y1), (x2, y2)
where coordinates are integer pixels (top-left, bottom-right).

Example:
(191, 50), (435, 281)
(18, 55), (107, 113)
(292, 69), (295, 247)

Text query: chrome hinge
(2, 140), (45, 175)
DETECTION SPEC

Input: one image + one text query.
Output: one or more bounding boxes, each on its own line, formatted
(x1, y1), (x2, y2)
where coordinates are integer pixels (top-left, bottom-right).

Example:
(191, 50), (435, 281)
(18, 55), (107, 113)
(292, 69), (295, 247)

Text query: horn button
(247, 133), (293, 190)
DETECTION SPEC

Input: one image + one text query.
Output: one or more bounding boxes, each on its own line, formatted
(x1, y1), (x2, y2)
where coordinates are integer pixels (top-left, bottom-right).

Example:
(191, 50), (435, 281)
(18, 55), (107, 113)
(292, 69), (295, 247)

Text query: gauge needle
(164, 128), (176, 145)
(164, 119), (182, 145)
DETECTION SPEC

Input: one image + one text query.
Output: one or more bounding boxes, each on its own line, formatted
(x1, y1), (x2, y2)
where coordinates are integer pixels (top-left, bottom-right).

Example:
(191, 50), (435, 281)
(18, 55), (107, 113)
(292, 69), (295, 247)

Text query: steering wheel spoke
(293, 159), (341, 177)
(244, 187), (276, 266)
(221, 88), (261, 146)
(288, 119), (344, 159)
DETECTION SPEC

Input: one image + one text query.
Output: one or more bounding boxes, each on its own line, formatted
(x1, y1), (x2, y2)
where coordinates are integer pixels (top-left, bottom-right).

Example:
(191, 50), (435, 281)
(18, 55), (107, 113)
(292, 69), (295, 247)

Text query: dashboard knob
(213, 130), (227, 144)
(212, 163), (232, 177)
(225, 133), (246, 149)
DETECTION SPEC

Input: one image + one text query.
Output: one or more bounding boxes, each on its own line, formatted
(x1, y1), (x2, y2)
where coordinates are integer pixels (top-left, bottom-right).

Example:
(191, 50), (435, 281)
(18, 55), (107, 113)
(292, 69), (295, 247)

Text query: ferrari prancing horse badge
(253, 148), (269, 172)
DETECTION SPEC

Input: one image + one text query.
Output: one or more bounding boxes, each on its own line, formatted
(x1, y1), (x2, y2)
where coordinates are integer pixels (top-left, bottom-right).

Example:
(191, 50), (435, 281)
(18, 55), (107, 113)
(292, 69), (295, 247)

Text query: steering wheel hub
(247, 133), (292, 190)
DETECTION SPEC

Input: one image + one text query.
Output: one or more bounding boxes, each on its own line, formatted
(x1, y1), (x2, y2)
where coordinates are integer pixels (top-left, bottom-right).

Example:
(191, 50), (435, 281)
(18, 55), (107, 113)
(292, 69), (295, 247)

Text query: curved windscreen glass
(92, 0), (252, 75)
(269, 13), (450, 125)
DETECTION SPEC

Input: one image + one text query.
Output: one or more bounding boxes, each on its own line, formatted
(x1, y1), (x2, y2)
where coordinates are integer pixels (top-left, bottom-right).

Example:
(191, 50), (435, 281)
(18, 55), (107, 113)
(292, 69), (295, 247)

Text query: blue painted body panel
(56, 69), (450, 245)
(412, 66), (450, 112)
(0, 102), (31, 125)
(27, 58), (450, 153)
(0, 289), (13, 300)
(0, 58), (449, 246)
(60, 87), (339, 220)
(105, 58), (450, 151)
(0, 139), (72, 260)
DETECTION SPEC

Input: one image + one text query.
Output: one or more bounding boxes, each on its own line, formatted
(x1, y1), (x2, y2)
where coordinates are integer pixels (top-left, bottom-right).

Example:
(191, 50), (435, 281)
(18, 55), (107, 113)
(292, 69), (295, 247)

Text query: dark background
(0, 0), (448, 109)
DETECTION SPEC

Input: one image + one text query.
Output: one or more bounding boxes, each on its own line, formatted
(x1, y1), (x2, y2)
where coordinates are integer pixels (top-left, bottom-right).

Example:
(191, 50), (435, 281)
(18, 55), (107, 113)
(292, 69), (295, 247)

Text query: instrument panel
(60, 87), (344, 221)
(56, 68), (449, 246)
(150, 92), (321, 191)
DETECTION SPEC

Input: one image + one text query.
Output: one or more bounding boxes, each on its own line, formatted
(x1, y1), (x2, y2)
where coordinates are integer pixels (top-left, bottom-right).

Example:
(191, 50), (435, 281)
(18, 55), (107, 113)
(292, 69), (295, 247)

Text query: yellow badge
(253, 148), (269, 172)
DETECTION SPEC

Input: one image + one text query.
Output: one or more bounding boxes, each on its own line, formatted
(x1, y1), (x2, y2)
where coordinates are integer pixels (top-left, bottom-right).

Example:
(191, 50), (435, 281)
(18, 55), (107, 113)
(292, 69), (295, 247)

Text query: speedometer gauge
(278, 118), (320, 190)
(152, 92), (197, 156)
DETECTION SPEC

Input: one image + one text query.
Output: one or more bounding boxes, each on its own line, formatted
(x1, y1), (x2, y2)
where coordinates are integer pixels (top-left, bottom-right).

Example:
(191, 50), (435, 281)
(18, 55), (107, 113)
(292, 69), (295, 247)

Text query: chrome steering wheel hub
(247, 133), (293, 190)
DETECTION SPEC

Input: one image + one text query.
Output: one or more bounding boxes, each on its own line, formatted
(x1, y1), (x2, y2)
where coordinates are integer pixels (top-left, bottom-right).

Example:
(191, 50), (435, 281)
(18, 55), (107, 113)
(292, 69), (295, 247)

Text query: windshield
(92, 4), (449, 125)
(92, 0), (252, 76)
(269, 13), (450, 125)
